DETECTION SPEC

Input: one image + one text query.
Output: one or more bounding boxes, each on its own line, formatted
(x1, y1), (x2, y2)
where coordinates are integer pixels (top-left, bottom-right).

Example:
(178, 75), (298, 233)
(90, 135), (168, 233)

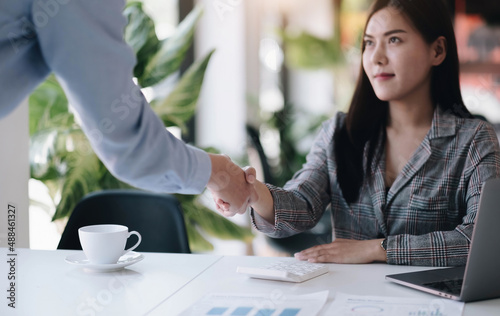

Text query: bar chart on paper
(326, 293), (464, 316)
(179, 291), (329, 316)
(347, 305), (443, 316)
(202, 306), (301, 316)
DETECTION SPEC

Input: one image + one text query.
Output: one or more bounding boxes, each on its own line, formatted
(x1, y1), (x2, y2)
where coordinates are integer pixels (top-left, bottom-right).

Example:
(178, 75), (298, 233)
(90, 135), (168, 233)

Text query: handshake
(206, 153), (260, 217)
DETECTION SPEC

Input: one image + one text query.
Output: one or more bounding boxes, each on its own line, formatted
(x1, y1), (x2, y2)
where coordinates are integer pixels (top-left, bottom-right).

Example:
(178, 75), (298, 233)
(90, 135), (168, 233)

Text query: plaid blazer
(251, 107), (500, 266)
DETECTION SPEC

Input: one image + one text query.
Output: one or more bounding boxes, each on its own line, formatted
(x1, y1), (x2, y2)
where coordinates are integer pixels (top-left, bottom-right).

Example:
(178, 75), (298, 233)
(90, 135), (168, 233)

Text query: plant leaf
(281, 31), (343, 69)
(178, 195), (253, 242)
(29, 128), (85, 181)
(98, 163), (134, 190)
(28, 76), (71, 135)
(139, 4), (204, 87)
(184, 221), (214, 252)
(123, 2), (160, 79)
(52, 151), (102, 221)
(195, 206), (253, 242)
(153, 50), (214, 131)
(30, 129), (59, 180)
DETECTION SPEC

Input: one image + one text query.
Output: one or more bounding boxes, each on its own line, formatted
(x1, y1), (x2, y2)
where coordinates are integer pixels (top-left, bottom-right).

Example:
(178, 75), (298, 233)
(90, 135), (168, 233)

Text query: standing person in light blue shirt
(0, 0), (256, 211)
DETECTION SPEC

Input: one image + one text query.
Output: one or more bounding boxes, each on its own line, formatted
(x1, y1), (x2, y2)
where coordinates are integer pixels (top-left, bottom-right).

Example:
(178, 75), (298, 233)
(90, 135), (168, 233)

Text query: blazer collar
(368, 105), (457, 235)
(427, 105), (458, 140)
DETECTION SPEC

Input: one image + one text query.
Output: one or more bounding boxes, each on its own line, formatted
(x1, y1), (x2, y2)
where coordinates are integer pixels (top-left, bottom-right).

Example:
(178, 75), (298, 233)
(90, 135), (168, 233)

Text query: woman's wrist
(250, 181), (275, 225)
(374, 238), (388, 262)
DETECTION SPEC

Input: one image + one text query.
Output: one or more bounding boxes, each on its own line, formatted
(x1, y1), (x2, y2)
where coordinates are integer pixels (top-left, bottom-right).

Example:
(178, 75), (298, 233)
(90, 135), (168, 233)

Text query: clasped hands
(206, 154), (258, 217)
(206, 154), (387, 264)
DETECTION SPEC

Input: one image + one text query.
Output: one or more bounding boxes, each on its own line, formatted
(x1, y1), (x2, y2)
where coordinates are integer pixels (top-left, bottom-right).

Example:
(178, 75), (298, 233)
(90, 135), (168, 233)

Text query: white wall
(244, 0), (263, 128)
(0, 99), (30, 249)
(193, 0), (253, 255)
(286, 0), (336, 115)
(194, 0), (247, 158)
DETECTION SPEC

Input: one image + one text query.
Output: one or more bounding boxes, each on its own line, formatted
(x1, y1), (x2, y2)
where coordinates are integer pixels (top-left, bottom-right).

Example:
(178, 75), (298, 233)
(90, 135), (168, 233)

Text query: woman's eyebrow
(364, 29), (407, 38)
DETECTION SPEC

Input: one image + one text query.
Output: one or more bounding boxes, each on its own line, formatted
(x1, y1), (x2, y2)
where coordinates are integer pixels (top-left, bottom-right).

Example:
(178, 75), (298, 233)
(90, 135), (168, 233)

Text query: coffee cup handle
(123, 231), (142, 254)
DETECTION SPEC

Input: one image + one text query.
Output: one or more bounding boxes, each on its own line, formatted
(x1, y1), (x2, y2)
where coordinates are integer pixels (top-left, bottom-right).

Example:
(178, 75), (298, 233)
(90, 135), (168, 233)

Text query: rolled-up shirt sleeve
(31, 0), (211, 194)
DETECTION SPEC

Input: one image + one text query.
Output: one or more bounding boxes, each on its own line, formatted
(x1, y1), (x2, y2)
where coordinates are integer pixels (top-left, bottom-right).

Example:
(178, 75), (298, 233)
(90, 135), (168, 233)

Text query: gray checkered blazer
(251, 107), (500, 266)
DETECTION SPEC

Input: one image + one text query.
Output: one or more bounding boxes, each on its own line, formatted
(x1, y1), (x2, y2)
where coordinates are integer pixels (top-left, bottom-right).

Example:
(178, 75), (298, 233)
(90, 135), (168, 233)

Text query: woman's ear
(431, 36), (447, 66)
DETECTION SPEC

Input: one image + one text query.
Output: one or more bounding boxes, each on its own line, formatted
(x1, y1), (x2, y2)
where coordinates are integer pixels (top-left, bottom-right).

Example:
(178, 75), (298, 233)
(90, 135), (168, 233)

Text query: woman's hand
(294, 238), (387, 264)
(207, 154), (257, 216)
(212, 164), (276, 225)
(207, 153), (259, 216)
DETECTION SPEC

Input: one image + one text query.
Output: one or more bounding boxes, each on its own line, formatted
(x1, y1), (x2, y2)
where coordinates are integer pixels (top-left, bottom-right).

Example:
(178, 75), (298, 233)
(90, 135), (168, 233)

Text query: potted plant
(29, 2), (253, 252)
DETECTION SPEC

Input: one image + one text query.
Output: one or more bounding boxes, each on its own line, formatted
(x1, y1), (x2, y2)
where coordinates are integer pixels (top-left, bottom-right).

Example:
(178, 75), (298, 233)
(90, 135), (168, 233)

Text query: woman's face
(362, 7), (437, 104)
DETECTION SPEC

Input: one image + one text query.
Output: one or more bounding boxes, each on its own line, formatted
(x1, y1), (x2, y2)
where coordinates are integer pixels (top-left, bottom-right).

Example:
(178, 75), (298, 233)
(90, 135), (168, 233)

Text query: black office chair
(246, 125), (275, 185)
(57, 189), (191, 253)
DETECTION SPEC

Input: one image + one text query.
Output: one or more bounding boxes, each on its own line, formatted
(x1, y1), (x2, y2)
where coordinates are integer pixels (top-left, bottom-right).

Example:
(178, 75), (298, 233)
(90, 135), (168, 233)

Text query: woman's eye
(389, 37), (401, 44)
(364, 39), (374, 47)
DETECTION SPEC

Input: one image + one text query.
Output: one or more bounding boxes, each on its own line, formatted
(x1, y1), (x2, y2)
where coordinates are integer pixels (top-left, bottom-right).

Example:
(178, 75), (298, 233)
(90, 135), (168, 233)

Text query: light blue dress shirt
(0, 0), (211, 194)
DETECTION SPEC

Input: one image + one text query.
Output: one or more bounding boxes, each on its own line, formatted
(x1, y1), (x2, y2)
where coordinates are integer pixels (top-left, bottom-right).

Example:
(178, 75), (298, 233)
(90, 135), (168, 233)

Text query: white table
(149, 255), (500, 316)
(0, 248), (222, 315)
(1, 249), (499, 315)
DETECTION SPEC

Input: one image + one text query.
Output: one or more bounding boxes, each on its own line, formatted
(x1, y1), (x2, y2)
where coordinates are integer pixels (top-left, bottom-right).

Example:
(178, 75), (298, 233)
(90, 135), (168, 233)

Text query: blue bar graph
(207, 307), (228, 315)
(204, 306), (303, 316)
(256, 309), (275, 316)
(279, 308), (301, 316)
(231, 306), (253, 316)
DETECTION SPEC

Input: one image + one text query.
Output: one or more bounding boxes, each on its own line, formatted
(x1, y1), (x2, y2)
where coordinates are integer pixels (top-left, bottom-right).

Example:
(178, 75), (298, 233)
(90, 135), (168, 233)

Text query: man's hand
(207, 154), (257, 217)
(294, 238), (387, 264)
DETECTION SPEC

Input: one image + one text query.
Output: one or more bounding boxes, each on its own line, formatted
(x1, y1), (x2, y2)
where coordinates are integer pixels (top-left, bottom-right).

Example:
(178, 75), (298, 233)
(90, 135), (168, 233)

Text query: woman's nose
(371, 43), (388, 65)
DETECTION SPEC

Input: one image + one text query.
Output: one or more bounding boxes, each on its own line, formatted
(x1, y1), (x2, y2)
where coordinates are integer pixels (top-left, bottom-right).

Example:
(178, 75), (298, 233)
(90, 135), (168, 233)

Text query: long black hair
(335, 0), (471, 203)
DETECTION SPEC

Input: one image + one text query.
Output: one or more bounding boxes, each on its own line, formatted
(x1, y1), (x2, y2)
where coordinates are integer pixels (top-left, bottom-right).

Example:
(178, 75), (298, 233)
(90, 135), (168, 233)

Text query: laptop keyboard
(422, 279), (463, 295)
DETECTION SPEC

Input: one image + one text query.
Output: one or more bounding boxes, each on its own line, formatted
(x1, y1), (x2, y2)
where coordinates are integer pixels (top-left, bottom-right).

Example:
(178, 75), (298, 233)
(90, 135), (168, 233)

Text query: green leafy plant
(260, 8), (347, 187)
(266, 106), (328, 187)
(280, 31), (343, 70)
(29, 2), (252, 252)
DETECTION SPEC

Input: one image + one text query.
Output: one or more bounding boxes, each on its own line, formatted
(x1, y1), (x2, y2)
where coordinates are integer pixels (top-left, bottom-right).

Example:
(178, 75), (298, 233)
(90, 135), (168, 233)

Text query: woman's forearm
(250, 180), (276, 225)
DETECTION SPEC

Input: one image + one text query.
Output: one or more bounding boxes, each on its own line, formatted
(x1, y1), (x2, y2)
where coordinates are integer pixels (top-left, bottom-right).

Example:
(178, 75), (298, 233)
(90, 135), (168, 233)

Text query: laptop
(386, 178), (500, 302)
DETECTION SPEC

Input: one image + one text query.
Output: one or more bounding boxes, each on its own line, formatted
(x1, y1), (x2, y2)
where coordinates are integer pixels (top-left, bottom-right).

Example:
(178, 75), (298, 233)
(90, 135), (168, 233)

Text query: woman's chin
(373, 93), (392, 102)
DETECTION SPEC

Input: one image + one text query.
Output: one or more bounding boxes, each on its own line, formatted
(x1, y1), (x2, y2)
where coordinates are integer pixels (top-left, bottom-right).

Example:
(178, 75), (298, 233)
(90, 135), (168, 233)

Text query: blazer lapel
(369, 133), (388, 236)
(386, 107), (457, 206)
(386, 137), (432, 205)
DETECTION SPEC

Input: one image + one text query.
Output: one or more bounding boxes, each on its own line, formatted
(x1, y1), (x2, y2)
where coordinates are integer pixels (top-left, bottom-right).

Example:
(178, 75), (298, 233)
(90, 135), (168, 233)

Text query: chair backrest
(246, 124), (274, 184)
(57, 189), (190, 253)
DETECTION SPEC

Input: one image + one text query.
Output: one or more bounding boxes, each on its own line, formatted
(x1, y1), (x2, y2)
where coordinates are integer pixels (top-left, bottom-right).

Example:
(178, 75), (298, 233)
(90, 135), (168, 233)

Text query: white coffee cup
(78, 224), (142, 264)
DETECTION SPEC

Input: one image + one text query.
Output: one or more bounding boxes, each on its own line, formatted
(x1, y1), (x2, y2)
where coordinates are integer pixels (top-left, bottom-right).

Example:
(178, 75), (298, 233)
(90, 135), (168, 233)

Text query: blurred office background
(27, 0), (500, 255)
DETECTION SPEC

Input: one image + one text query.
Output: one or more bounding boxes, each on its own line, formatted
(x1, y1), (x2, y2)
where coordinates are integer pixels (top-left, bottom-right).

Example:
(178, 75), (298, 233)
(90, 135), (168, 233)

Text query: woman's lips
(375, 73), (395, 80)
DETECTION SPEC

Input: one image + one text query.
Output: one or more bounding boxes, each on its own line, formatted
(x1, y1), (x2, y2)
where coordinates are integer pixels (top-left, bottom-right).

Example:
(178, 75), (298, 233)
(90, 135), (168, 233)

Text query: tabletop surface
(1, 248), (222, 315)
(1, 248), (499, 315)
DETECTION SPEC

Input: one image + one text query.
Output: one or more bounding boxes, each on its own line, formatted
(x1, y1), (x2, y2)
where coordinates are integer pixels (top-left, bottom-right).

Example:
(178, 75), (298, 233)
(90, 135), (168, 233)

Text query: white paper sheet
(179, 290), (329, 316)
(326, 292), (464, 316)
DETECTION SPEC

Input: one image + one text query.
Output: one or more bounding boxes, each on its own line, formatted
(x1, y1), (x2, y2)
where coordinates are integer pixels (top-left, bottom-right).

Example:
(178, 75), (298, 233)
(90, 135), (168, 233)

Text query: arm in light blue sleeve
(32, 0), (211, 194)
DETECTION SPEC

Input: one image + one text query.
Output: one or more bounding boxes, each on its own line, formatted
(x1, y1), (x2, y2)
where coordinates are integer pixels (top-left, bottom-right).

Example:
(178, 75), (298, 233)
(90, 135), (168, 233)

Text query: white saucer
(65, 251), (144, 272)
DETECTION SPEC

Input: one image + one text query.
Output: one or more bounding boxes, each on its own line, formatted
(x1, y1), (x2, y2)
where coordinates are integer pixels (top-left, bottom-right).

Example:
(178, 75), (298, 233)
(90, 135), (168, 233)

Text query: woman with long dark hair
(214, 0), (500, 266)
